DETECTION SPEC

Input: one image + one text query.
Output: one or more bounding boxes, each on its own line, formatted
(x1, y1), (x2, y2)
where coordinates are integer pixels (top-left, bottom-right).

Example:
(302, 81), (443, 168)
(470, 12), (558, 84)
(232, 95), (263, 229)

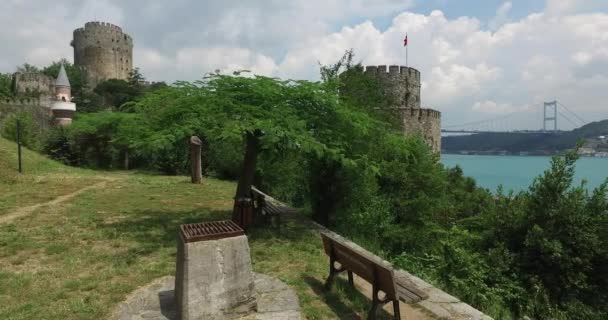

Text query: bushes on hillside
(0, 112), (43, 150)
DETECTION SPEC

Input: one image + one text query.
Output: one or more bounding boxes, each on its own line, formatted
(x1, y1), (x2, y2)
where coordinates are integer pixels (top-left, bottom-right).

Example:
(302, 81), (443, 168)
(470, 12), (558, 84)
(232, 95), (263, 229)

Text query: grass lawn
(0, 138), (103, 215)
(0, 139), (392, 319)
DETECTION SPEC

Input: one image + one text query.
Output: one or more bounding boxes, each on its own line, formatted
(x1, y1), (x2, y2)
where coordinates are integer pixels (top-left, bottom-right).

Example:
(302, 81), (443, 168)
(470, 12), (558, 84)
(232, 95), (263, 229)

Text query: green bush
(0, 112), (42, 150)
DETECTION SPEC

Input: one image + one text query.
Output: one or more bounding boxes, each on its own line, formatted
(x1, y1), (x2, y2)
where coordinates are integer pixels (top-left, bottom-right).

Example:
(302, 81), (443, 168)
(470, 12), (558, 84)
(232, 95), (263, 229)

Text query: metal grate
(180, 220), (244, 243)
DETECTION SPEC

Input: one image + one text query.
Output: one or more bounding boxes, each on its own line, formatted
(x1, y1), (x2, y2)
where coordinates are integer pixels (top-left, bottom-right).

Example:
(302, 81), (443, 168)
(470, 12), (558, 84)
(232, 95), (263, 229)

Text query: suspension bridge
(442, 101), (587, 134)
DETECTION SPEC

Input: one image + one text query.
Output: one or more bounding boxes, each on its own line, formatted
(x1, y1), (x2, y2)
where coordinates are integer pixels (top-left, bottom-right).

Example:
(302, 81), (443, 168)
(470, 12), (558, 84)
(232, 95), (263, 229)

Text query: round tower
(360, 65), (441, 153)
(71, 21), (133, 88)
(363, 65), (421, 108)
(51, 64), (76, 126)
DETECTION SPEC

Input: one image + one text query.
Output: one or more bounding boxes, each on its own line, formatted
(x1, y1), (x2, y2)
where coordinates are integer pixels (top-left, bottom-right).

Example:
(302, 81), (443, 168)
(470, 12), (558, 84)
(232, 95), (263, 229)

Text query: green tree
(128, 67), (145, 86)
(43, 59), (85, 98)
(94, 79), (141, 110)
(0, 73), (13, 98)
(0, 112), (42, 150)
(16, 63), (40, 73)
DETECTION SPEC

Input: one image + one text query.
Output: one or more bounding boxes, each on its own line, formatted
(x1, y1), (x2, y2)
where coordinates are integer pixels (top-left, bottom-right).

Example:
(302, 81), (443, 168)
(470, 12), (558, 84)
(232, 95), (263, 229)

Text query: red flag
(403, 34), (408, 47)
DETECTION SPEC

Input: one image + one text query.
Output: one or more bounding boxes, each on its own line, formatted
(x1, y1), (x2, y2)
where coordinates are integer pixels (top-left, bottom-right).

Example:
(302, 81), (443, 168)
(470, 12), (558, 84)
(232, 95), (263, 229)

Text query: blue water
(441, 154), (608, 193)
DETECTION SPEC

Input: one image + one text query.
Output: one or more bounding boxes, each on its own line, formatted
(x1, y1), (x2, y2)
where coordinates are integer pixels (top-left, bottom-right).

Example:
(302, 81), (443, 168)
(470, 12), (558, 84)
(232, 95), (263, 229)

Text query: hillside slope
(0, 137), (72, 182)
(442, 119), (608, 153)
(0, 137), (102, 214)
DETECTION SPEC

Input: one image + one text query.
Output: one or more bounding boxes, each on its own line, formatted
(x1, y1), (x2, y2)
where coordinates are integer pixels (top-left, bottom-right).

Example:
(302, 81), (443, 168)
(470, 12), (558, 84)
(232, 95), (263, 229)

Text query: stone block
(175, 234), (257, 320)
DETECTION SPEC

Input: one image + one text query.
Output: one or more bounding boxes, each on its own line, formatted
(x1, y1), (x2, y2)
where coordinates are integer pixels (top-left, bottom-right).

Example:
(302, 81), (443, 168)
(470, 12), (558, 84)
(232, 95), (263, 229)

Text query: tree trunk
(235, 131), (260, 199)
(190, 136), (203, 184)
(232, 131), (261, 231)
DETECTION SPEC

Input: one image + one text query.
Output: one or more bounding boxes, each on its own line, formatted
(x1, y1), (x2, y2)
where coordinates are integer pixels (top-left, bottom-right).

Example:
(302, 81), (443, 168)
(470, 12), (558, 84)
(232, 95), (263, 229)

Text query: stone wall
(72, 21), (133, 88)
(400, 107), (442, 153)
(0, 102), (53, 132)
(13, 72), (54, 96)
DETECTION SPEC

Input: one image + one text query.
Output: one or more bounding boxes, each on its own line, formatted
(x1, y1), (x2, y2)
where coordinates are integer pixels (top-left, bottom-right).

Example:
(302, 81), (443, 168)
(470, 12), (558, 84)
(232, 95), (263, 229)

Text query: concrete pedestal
(175, 234), (257, 320)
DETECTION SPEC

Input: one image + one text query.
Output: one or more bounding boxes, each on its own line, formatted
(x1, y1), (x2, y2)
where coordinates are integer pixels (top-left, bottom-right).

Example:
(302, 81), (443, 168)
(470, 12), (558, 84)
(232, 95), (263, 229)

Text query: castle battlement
(397, 107), (442, 119)
(1, 96), (50, 107)
(364, 65), (421, 80)
(73, 21), (133, 45)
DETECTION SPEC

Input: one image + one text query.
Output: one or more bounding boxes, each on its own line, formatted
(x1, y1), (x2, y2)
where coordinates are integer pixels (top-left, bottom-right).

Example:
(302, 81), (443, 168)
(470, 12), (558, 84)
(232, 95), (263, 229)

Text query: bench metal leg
(276, 214), (281, 232)
(348, 271), (354, 286)
(324, 256), (337, 290)
(393, 300), (401, 320)
(368, 292), (379, 320)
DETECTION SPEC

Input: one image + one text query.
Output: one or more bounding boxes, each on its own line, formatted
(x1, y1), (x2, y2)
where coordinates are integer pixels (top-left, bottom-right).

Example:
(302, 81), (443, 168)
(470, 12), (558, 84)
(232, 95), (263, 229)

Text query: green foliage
(0, 112), (42, 150)
(42, 60), (85, 98)
(94, 79), (142, 110)
(47, 112), (140, 168)
(0, 73), (13, 98)
(16, 63), (40, 73)
(128, 67), (145, 86)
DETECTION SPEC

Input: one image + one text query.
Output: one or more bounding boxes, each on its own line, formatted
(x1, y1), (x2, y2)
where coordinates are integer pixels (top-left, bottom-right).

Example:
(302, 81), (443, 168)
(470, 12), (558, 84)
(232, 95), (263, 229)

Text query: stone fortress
(72, 21), (134, 88)
(1, 21), (134, 125)
(362, 65), (441, 153)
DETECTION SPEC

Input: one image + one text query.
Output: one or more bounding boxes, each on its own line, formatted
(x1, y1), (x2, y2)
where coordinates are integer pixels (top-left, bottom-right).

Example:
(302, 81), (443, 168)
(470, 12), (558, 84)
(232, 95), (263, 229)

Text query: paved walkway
(0, 179), (110, 225)
(109, 273), (301, 320)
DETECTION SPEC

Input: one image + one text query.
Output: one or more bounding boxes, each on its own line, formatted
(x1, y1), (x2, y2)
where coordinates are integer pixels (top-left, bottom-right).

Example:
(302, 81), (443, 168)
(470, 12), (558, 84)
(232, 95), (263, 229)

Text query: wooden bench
(320, 231), (428, 319)
(251, 186), (297, 230)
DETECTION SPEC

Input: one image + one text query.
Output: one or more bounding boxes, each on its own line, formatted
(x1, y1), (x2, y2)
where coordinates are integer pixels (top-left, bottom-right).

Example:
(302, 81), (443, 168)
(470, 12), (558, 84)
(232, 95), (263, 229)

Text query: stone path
(0, 180), (110, 225)
(109, 273), (301, 320)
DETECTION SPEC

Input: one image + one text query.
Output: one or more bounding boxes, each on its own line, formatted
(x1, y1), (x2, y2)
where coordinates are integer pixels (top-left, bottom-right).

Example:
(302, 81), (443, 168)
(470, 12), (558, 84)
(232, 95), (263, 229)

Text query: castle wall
(72, 21), (133, 88)
(13, 72), (54, 96)
(362, 65), (441, 153)
(399, 108), (442, 153)
(0, 101), (53, 131)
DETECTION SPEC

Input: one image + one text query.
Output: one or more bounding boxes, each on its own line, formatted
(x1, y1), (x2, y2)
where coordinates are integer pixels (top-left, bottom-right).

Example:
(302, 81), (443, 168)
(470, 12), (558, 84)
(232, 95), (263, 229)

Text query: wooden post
(123, 150), (129, 170)
(17, 119), (22, 174)
(190, 136), (202, 184)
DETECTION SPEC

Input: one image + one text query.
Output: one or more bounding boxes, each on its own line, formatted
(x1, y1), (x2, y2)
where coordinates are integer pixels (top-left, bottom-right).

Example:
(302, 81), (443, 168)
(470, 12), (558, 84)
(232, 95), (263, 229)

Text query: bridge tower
(543, 101), (558, 132)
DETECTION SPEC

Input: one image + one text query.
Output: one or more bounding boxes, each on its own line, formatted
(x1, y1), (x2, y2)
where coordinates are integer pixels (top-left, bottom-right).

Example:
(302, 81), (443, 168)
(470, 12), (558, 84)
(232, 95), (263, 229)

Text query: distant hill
(442, 119), (608, 154)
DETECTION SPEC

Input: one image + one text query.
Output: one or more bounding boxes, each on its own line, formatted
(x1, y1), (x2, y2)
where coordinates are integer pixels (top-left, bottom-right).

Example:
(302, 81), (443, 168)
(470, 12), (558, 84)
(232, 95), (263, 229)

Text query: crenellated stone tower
(71, 22), (133, 88)
(362, 65), (441, 153)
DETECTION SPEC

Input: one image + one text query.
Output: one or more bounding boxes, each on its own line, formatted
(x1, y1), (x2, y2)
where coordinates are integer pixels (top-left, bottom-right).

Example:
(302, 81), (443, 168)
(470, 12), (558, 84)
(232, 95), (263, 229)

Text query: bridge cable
(557, 102), (587, 125)
(557, 110), (579, 128)
(442, 112), (520, 129)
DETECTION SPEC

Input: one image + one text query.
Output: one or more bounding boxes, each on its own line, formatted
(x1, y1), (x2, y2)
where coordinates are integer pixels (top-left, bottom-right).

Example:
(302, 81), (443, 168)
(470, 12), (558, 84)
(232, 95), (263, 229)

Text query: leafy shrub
(1, 112), (42, 150)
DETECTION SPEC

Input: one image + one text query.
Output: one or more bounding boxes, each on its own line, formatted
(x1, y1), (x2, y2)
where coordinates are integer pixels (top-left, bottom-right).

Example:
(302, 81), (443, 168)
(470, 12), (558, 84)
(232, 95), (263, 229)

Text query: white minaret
(51, 64), (76, 126)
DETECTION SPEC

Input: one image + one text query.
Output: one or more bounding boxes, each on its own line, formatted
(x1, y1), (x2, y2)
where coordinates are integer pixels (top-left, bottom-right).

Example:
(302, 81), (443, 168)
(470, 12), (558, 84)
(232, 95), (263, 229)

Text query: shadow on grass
(304, 275), (394, 320)
(98, 208), (231, 264)
(248, 214), (319, 243)
(304, 275), (361, 320)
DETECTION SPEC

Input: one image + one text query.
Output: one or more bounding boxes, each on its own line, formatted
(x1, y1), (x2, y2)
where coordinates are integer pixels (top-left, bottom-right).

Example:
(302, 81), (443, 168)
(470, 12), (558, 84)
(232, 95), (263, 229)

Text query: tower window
(62, 97), (66, 102)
